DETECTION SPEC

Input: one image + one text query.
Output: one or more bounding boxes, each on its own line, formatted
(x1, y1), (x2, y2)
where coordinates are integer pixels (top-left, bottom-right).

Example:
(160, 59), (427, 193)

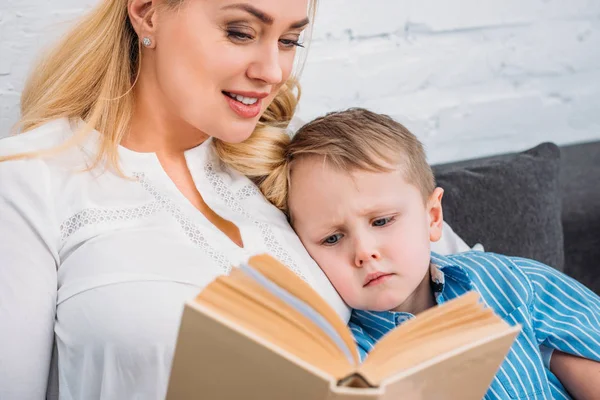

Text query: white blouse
(0, 119), (348, 400)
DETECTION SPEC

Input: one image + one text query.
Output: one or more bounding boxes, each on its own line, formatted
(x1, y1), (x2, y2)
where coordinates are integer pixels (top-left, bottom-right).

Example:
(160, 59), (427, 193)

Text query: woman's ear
(128, 0), (158, 48)
(427, 187), (444, 242)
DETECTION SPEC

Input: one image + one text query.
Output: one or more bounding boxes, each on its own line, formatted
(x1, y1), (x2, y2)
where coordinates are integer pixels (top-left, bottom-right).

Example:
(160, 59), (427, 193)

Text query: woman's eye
(279, 38), (305, 49)
(227, 30), (254, 42)
(373, 217), (392, 227)
(323, 233), (342, 245)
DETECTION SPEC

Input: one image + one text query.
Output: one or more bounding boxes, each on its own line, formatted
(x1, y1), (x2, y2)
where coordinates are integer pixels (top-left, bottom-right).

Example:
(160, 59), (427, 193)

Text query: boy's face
(288, 157), (444, 312)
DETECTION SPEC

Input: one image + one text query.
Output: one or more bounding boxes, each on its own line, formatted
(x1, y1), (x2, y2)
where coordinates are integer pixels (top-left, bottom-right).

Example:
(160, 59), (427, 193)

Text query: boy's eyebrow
(294, 217), (343, 240)
(315, 221), (346, 237)
(221, 4), (310, 29)
(357, 204), (399, 217)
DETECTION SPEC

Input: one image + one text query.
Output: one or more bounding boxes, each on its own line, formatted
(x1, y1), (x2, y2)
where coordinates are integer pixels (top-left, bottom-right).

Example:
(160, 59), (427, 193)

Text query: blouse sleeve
(0, 158), (60, 399)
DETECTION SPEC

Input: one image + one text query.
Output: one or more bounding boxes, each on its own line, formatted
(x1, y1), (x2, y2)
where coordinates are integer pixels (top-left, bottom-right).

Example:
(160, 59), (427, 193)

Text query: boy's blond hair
(258, 108), (435, 213)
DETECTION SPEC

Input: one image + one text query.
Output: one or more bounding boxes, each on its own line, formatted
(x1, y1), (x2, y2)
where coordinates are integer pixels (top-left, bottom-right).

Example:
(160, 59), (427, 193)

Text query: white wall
(1, 0), (599, 164)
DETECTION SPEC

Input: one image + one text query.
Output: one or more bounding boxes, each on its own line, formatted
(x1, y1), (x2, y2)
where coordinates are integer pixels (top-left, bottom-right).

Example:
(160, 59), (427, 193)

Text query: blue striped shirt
(349, 251), (600, 399)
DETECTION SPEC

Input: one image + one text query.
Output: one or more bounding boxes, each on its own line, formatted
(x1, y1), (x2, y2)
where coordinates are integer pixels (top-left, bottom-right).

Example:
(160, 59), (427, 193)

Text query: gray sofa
(432, 140), (599, 294)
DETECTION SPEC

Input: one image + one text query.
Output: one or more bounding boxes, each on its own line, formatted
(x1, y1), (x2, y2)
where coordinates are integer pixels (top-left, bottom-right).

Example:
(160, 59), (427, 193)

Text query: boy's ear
(428, 187), (444, 242)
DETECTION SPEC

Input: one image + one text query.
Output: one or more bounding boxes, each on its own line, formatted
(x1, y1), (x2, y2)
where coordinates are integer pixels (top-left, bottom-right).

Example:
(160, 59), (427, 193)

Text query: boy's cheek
(307, 249), (362, 305)
(322, 268), (359, 304)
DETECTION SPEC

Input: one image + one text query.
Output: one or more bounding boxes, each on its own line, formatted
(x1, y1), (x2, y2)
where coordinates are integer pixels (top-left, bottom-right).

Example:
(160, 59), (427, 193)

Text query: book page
(358, 292), (519, 385)
(246, 254), (359, 364)
(375, 327), (520, 400)
(196, 266), (354, 380)
(239, 263), (355, 365)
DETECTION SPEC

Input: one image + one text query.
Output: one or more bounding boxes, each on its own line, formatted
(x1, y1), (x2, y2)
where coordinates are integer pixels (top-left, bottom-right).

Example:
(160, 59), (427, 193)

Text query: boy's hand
(551, 350), (600, 400)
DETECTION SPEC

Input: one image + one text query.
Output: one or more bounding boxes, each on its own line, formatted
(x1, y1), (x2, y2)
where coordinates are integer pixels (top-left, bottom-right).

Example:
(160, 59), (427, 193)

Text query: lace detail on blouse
(60, 203), (162, 241)
(204, 162), (306, 280)
(59, 173), (231, 273)
(135, 173), (231, 273)
(236, 184), (260, 201)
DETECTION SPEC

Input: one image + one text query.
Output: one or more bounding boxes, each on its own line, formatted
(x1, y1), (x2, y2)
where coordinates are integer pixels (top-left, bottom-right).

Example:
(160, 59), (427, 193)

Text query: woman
(0, 0), (346, 398)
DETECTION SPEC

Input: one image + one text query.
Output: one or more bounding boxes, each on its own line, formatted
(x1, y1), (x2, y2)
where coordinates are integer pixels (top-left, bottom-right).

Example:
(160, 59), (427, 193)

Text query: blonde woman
(0, 0), (346, 398)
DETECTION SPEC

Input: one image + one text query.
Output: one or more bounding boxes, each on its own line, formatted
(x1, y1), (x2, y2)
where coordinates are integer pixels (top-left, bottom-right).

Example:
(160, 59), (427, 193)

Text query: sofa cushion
(559, 141), (600, 293)
(432, 142), (564, 270)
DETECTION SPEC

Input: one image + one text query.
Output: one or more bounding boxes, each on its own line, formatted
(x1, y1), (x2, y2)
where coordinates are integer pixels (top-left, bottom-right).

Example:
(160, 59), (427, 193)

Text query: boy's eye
(323, 233), (343, 245)
(373, 217), (393, 227)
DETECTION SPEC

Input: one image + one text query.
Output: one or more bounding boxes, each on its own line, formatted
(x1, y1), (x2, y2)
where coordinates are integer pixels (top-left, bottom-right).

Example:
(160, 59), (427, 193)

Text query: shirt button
(395, 314), (413, 325)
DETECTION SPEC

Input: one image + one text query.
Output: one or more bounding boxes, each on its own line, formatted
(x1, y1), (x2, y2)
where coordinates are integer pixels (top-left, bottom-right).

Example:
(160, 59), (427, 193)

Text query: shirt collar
(430, 251), (473, 289)
(349, 252), (474, 339)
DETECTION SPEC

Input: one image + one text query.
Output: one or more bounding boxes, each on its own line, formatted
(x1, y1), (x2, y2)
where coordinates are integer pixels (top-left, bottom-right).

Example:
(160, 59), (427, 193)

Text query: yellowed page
(377, 327), (520, 400)
(362, 292), (484, 364)
(359, 292), (518, 385)
(247, 254), (359, 364)
(362, 321), (510, 384)
(369, 307), (498, 358)
(221, 269), (348, 360)
(197, 269), (353, 380)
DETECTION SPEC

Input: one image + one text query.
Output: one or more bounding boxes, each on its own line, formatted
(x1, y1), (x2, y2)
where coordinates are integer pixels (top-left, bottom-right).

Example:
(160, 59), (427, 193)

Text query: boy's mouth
(363, 272), (394, 287)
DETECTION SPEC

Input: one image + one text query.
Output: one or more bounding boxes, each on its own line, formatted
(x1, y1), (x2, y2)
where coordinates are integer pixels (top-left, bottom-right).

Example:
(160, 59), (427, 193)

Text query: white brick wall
(1, 0), (599, 163)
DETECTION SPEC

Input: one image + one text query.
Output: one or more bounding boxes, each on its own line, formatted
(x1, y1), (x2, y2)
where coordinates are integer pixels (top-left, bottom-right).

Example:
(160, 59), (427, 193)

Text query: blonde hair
(2, 0), (318, 177)
(259, 108), (436, 213)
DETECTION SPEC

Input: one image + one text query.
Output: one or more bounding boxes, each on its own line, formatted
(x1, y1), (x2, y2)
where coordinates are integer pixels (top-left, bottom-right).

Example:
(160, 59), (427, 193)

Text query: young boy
(262, 108), (600, 399)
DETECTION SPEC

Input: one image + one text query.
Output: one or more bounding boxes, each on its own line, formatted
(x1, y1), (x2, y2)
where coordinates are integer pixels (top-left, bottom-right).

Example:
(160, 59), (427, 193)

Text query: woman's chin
(213, 124), (257, 144)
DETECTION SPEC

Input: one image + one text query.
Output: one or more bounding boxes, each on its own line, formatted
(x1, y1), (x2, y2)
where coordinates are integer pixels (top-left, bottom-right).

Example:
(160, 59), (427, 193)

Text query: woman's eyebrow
(221, 3), (310, 29)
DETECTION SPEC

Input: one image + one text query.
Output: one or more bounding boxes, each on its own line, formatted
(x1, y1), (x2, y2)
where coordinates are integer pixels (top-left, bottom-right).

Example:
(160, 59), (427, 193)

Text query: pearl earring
(142, 37), (152, 47)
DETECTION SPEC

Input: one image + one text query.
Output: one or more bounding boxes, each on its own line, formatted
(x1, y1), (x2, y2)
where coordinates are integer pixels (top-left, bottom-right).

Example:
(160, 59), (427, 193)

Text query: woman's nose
(246, 43), (283, 85)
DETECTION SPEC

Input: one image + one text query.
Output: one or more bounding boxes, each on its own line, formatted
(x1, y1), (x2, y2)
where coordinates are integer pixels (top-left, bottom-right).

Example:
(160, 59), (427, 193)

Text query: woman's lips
(222, 90), (269, 119)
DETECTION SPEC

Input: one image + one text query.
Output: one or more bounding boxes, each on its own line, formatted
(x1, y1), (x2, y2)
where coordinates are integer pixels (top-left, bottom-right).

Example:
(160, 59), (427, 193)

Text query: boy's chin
(351, 296), (406, 313)
(367, 300), (405, 313)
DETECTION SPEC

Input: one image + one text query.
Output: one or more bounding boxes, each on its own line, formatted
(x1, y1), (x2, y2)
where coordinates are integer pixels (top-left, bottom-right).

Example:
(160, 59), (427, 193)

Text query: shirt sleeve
(515, 257), (600, 362)
(0, 158), (59, 399)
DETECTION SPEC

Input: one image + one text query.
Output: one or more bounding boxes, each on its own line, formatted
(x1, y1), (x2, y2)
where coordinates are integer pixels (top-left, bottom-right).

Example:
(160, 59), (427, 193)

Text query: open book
(167, 254), (520, 399)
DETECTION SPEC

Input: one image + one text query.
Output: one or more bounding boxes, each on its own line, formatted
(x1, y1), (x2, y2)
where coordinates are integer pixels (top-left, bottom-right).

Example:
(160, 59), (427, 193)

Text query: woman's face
(149, 0), (310, 143)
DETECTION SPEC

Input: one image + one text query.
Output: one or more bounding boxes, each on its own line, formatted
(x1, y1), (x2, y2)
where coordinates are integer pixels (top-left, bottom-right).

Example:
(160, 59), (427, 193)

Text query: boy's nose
(354, 245), (381, 268)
